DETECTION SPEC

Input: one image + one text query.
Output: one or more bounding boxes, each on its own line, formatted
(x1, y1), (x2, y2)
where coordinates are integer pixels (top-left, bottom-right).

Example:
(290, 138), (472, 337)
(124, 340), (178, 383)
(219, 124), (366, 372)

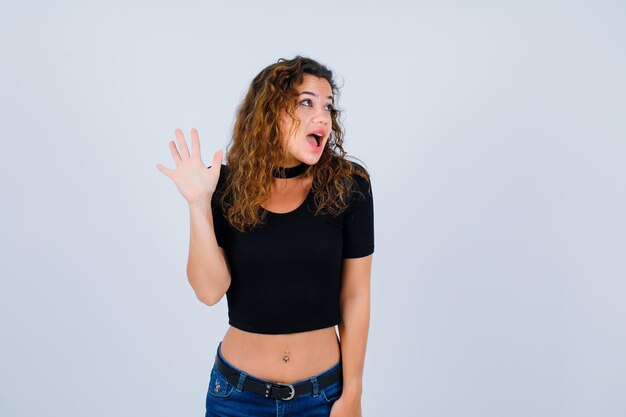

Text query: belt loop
(311, 376), (319, 397)
(236, 371), (247, 392)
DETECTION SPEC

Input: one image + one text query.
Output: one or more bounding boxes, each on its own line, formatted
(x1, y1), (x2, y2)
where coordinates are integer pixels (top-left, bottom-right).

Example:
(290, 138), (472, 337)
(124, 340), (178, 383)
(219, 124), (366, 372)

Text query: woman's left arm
(334, 254), (373, 414)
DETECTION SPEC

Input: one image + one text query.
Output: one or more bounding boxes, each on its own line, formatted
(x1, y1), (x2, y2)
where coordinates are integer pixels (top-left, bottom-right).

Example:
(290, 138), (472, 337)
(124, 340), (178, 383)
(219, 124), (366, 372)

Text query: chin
(300, 154), (323, 166)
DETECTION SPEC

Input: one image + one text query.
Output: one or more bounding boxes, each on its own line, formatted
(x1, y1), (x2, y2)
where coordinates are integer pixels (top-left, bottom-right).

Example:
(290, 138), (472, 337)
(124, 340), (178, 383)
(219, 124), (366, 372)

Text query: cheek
(282, 116), (304, 140)
(278, 124), (297, 150)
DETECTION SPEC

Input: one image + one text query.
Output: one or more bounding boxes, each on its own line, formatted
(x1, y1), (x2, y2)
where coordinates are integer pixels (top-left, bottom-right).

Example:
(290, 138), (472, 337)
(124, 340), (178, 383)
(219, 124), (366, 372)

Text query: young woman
(156, 56), (374, 417)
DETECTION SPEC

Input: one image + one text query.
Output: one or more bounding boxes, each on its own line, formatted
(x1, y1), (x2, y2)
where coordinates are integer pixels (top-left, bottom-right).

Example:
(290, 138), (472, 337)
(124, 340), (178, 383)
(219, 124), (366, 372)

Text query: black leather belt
(214, 351), (342, 401)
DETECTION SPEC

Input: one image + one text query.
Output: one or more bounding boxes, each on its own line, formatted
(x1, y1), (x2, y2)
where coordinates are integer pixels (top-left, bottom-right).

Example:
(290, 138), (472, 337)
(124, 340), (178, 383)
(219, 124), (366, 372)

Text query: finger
(191, 128), (201, 158)
(174, 128), (191, 159)
(212, 149), (223, 169)
(168, 141), (182, 165)
(155, 163), (174, 178)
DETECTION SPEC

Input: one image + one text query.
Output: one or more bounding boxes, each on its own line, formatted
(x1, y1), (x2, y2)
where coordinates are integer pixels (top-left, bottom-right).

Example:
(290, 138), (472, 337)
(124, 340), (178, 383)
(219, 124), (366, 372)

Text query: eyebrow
(299, 91), (334, 102)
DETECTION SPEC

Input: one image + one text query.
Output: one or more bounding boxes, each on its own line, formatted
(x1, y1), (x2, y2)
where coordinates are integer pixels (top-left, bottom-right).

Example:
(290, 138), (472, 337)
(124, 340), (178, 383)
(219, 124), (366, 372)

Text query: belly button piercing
(283, 351), (290, 363)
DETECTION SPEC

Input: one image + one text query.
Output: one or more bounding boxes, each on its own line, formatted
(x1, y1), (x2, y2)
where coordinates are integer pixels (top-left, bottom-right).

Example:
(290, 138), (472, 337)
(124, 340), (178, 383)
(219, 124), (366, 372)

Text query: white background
(1, 1), (625, 416)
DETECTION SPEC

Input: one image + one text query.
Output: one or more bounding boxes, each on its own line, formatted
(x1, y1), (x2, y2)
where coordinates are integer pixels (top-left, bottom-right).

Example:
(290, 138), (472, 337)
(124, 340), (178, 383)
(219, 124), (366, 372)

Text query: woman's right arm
(187, 200), (231, 305)
(156, 128), (230, 306)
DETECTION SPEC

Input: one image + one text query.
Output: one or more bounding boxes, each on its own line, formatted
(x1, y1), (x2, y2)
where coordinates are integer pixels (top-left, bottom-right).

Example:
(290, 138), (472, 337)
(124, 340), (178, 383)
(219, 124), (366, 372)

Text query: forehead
(296, 74), (333, 97)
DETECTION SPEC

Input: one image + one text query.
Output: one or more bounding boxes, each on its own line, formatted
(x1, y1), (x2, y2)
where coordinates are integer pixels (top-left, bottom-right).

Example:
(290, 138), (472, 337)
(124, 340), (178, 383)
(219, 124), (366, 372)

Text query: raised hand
(156, 128), (223, 206)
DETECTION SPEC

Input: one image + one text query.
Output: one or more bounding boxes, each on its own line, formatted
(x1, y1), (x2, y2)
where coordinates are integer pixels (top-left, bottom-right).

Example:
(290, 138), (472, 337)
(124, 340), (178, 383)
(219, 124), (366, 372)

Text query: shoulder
(347, 160), (367, 173)
(346, 160), (372, 195)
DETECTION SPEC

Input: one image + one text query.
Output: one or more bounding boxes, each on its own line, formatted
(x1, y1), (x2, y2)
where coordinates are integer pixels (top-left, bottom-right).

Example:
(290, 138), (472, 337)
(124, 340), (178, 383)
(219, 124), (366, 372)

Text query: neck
(272, 162), (308, 179)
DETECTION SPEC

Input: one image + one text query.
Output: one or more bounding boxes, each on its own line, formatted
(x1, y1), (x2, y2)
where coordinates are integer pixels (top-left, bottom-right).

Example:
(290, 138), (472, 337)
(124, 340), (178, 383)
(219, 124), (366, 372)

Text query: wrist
(341, 381), (363, 398)
(188, 198), (211, 213)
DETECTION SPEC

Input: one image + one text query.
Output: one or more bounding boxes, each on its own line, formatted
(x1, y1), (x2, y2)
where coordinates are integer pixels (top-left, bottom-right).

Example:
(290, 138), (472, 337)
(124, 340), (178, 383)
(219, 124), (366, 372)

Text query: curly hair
(220, 56), (369, 232)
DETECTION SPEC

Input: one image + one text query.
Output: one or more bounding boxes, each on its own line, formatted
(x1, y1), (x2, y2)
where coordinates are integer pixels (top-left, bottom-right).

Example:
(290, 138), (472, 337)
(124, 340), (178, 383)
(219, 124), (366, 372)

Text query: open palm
(156, 128), (223, 205)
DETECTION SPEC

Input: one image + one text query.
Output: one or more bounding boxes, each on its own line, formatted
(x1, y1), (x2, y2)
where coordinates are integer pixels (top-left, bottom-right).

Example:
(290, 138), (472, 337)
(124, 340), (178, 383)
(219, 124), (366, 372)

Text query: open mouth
(306, 130), (326, 147)
(309, 132), (323, 146)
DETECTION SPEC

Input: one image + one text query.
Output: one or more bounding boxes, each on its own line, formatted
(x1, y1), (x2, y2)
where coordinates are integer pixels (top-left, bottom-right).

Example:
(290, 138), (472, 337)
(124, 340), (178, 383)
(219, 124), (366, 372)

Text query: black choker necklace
(272, 162), (308, 179)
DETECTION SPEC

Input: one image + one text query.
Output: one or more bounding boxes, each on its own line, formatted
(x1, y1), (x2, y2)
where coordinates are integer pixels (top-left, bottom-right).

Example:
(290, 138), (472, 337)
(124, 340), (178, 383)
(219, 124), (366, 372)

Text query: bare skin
(221, 326), (341, 384)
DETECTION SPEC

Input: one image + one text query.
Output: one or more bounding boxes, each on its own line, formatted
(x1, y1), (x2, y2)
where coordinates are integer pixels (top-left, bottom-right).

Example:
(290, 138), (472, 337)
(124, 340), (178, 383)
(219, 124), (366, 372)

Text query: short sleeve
(209, 164), (229, 248)
(342, 169), (375, 259)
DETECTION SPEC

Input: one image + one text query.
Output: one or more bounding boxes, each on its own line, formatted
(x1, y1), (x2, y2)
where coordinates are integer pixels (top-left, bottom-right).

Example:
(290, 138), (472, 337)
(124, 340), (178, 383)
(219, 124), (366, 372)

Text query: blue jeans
(205, 342), (343, 417)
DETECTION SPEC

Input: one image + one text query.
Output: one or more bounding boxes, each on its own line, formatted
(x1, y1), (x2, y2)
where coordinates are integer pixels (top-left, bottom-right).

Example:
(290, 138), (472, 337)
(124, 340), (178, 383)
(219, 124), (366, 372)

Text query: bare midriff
(220, 325), (341, 384)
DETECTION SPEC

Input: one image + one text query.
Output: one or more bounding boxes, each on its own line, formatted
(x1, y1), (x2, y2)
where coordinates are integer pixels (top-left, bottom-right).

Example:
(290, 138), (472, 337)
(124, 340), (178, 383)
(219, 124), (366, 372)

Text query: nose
(312, 108), (330, 125)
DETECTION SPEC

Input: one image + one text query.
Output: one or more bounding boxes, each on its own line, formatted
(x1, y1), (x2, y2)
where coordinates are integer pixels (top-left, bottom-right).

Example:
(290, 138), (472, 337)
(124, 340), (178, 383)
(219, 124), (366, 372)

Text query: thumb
(156, 163), (174, 178)
(212, 150), (223, 170)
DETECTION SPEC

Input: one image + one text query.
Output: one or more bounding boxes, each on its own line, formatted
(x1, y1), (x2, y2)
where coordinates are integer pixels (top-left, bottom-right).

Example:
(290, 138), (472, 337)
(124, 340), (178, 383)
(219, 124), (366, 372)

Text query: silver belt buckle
(276, 382), (295, 400)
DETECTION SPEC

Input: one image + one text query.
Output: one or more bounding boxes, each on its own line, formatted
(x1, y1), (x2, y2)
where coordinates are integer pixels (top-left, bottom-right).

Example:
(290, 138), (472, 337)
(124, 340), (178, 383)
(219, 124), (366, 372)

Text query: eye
(299, 99), (312, 107)
(324, 104), (335, 112)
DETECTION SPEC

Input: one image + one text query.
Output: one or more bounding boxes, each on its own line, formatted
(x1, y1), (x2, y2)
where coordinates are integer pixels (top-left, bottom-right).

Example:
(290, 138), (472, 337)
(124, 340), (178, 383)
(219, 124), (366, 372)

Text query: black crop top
(210, 161), (374, 334)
